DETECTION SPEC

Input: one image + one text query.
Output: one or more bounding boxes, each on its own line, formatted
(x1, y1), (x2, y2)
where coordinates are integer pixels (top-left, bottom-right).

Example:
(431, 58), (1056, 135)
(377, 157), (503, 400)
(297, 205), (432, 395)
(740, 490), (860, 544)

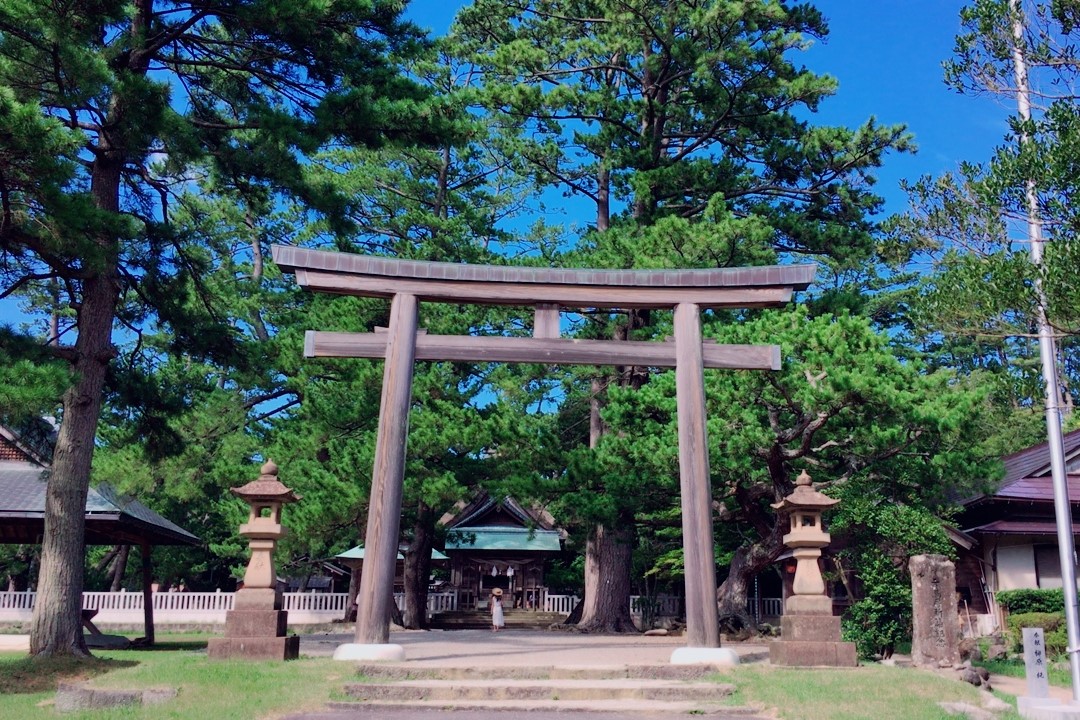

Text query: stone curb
(326, 699), (767, 716)
(55, 682), (177, 713)
(353, 662), (724, 681)
(343, 677), (737, 702)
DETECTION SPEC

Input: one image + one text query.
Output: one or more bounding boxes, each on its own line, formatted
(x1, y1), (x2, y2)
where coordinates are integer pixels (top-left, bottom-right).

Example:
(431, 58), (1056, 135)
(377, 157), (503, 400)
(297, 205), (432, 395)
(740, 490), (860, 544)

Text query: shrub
(997, 588), (1065, 614)
(841, 554), (912, 659)
(1006, 611), (1066, 656)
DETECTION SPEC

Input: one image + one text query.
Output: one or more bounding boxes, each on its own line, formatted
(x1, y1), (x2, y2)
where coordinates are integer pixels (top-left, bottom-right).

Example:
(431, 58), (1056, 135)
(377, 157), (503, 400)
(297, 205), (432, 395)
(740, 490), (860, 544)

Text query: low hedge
(1006, 611), (1067, 656)
(997, 588), (1065, 614)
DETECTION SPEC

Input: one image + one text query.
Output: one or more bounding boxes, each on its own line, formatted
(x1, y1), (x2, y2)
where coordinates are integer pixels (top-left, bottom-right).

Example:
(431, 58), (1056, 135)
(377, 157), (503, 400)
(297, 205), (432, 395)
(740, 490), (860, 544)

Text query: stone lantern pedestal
(208, 461), (301, 661)
(768, 471), (857, 667)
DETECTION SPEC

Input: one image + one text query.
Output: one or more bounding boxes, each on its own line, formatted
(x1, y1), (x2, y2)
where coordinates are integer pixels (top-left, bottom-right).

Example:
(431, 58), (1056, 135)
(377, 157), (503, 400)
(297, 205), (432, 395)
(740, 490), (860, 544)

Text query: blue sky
(0, 1), (1005, 329)
(406, 0), (1005, 217)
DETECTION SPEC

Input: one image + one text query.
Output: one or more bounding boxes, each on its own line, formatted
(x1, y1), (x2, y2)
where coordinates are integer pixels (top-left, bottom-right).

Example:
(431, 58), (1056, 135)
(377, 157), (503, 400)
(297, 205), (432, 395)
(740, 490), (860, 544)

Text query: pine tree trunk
(344, 564), (361, 623)
(716, 526), (787, 632)
(109, 545), (130, 592)
(29, 148), (122, 658)
(563, 596), (584, 625)
(576, 518), (638, 633)
(390, 599), (405, 628)
(715, 547), (756, 631)
(402, 502), (434, 629)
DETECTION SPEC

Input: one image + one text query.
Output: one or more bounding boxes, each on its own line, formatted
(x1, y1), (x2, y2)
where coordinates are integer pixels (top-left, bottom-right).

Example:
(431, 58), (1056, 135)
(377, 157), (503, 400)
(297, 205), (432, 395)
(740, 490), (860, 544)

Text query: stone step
(431, 611), (566, 620)
(327, 699), (765, 716)
(354, 663), (721, 681)
(342, 678), (736, 703)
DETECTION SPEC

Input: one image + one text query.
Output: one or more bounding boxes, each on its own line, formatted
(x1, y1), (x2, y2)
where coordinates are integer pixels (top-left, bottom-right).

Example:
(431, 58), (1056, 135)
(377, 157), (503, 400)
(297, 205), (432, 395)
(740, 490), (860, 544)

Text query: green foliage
(997, 588), (1066, 614)
(0, 544), (38, 591)
(841, 554), (913, 660)
(0, 328), (69, 421)
(454, 0), (910, 251)
(835, 500), (954, 659)
(0, 0), (456, 648)
(893, 0), (1080, 419)
(1007, 611), (1067, 656)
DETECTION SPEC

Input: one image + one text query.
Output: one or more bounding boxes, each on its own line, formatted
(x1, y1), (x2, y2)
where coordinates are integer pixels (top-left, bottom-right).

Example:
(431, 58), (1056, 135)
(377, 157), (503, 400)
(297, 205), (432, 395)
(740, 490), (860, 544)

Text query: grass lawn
(721, 664), (1022, 720)
(0, 637), (1025, 720)
(0, 635), (346, 720)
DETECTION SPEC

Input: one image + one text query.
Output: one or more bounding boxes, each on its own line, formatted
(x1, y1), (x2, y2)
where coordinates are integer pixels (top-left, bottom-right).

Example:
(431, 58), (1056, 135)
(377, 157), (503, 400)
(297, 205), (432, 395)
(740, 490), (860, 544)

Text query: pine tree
(0, 0), (444, 657)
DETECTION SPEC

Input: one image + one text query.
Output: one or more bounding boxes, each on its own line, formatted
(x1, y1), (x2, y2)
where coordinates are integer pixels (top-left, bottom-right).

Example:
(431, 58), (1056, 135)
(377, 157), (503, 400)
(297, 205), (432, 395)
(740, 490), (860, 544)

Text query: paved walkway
(291, 630), (771, 720)
(985, 670), (1076, 702)
(298, 629), (771, 667)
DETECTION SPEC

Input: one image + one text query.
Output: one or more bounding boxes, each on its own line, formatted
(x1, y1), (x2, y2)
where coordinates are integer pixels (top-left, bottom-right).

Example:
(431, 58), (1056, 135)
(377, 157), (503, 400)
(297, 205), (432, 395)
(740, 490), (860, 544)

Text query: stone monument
(768, 471), (857, 667)
(208, 460), (301, 660)
(909, 554), (960, 668)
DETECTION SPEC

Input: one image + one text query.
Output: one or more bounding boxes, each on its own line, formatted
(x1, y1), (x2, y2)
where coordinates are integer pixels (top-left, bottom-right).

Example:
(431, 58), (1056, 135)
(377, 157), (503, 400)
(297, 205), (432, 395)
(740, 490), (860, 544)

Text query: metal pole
(1009, 0), (1080, 698)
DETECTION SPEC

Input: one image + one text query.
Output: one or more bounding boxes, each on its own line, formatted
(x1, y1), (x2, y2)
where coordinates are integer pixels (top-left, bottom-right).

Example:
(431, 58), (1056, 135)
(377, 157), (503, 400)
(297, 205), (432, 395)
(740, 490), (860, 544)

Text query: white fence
(746, 597), (784, 623)
(544, 594), (578, 614)
(0, 589), (468, 626)
(631, 594), (680, 617)
(543, 594), (681, 619)
(0, 590), (685, 626)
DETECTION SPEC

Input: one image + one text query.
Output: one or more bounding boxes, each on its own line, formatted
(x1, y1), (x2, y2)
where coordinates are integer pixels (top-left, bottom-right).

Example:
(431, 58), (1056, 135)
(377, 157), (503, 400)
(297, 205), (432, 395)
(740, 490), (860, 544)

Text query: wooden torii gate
(272, 245), (815, 660)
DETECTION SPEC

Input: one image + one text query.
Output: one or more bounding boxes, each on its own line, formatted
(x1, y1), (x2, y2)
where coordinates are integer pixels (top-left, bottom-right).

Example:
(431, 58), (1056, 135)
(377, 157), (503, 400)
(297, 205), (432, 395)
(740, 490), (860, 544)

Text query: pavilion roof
(0, 462), (200, 546)
(335, 545), (448, 561)
(444, 526), (562, 553)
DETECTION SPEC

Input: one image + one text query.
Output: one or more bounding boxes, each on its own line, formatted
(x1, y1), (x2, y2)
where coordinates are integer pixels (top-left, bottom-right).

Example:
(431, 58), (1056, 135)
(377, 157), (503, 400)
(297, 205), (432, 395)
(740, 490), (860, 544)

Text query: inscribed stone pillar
(909, 554), (961, 667)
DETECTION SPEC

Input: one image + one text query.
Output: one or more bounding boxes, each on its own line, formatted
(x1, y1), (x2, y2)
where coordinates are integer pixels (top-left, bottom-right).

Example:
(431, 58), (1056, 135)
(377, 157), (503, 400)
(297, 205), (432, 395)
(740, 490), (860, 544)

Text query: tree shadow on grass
(135, 639), (207, 652)
(0, 655), (138, 695)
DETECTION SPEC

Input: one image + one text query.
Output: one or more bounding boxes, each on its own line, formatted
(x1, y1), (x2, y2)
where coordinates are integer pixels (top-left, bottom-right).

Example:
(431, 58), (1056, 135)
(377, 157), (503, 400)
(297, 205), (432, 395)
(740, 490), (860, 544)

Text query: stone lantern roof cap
(230, 460), (300, 503)
(771, 470), (838, 511)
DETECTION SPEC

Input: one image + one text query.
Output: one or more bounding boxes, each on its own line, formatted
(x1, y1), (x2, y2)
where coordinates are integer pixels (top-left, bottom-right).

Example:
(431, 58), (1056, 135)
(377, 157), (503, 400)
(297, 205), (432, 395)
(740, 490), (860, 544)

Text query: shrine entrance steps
(428, 608), (568, 630)
(332, 664), (765, 716)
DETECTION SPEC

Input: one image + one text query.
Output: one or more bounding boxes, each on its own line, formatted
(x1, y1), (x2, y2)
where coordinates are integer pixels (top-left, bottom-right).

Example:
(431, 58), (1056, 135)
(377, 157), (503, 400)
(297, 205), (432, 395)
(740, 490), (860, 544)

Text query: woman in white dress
(490, 588), (505, 632)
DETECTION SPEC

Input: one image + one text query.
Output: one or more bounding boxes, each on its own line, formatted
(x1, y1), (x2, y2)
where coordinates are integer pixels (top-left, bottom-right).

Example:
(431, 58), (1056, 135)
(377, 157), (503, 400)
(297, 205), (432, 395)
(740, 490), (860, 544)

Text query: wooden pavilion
(440, 495), (563, 610)
(955, 429), (1080, 627)
(0, 425), (201, 644)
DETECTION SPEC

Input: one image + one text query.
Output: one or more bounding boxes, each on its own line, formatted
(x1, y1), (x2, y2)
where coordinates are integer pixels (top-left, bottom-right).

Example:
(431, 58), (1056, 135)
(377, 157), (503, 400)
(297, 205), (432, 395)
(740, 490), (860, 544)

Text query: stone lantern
(774, 470), (837, 616)
(768, 470), (856, 667)
(208, 460), (301, 661)
(233, 460), (298, 603)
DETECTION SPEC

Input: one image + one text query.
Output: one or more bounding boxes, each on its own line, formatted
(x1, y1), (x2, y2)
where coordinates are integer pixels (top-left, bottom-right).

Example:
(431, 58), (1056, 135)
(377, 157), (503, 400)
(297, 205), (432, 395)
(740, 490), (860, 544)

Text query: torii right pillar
(670, 302), (739, 666)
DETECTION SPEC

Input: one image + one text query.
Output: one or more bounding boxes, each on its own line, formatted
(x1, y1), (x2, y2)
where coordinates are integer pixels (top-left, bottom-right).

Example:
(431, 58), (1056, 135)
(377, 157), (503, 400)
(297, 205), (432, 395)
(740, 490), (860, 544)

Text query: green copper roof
(335, 546), (448, 561)
(445, 526), (561, 552)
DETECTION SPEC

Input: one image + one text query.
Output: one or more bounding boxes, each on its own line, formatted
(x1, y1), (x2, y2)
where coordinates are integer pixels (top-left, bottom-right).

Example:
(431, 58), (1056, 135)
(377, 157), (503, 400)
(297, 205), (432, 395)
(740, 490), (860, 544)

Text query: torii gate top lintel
(271, 244), (815, 310)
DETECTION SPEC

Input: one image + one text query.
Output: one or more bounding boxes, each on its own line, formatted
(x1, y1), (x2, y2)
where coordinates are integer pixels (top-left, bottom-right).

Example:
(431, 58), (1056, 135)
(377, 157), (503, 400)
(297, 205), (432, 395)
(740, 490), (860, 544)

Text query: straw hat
(492, 588), (503, 596)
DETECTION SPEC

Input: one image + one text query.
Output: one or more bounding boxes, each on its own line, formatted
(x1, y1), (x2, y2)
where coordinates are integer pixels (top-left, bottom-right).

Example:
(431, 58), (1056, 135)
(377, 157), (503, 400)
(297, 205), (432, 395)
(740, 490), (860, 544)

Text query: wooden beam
(534, 303), (560, 339)
(273, 244), (817, 290)
(353, 293), (418, 646)
(294, 270), (794, 310)
(305, 331), (781, 371)
(675, 302), (720, 649)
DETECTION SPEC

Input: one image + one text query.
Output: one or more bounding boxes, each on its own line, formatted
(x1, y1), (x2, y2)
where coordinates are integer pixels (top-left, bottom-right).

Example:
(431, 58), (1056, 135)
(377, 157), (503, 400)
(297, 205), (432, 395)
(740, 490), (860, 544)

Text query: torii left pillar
(670, 302), (737, 666)
(334, 293), (417, 661)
